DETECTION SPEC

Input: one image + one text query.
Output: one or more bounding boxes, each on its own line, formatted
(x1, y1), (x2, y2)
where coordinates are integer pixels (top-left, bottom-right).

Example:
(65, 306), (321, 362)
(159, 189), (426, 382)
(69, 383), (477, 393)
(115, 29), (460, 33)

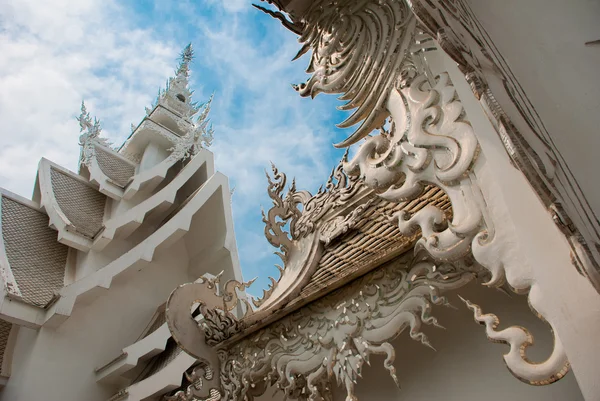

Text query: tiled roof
(94, 145), (136, 188)
(50, 168), (106, 238)
(300, 186), (450, 298)
(1, 196), (68, 306)
(0, 319), (11, 370)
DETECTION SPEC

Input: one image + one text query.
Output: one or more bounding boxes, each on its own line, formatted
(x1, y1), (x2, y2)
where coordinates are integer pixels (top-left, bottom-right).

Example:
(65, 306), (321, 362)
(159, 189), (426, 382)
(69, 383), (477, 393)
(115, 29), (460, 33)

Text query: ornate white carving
(166, 273), (255, 357)
(291, 0), (416, 148)
(162, 2), (585, 398)
(147, 44), (200, 118)
(219, 255), (475, 401)
(77, 101), (111, 168)
(254, 156), (366, 309)
(459, 296), (569, 386)
(261, 155), (363, 265)
(345, 72), (479, 264)
(169, 95), (215, 160)
(405, 0), (600, 291)
(261, 0), (573, 387)
(344, 68), (569, 385)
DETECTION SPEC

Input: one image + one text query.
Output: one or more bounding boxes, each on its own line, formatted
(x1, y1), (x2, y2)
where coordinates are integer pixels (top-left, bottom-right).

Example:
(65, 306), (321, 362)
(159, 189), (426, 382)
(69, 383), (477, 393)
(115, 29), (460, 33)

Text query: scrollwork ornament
(260, 0), (573, 387)
(217, 256), (475, 401)
(405, 0), (600, 290)
(261, 154), (362, 265)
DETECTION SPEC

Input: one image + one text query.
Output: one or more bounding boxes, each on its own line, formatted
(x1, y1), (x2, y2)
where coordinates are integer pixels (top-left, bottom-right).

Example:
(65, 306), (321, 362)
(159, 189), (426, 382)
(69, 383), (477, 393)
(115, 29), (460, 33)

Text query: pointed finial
(177, 43), (194, 77)
(77, 100), (92, 132)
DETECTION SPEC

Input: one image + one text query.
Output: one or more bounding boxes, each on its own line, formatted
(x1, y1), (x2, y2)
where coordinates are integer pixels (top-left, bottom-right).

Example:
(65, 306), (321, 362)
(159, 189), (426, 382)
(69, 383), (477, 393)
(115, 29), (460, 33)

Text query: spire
(147, 44), (199, 118)
(176, 43), (194, 78)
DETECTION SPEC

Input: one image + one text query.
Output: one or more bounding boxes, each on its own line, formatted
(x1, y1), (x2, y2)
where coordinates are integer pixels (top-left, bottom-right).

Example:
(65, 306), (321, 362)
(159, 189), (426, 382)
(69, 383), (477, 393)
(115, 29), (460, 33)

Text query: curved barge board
(36, 159), (107, 252)
(84, 144), (137, 200)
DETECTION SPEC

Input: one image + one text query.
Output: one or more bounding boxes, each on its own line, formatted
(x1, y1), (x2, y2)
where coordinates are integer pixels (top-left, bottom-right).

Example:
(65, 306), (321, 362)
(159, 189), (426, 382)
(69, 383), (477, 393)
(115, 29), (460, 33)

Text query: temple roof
(166, 156), (453, 359)
(0, 191), (68, 307)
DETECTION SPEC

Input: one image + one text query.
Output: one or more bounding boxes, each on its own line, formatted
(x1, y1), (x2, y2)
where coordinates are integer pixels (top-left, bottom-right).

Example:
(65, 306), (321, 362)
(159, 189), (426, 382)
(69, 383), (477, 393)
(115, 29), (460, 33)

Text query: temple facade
(0, 1), (599, 400)
(163, 1), (599, 401)
(0, 46), (243, 401)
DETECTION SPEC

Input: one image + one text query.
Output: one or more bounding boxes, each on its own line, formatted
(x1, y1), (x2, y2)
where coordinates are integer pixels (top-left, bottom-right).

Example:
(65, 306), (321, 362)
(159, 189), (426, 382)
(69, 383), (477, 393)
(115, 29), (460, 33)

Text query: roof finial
(176, 43), (194, 77)
(77, 100), (101, 140)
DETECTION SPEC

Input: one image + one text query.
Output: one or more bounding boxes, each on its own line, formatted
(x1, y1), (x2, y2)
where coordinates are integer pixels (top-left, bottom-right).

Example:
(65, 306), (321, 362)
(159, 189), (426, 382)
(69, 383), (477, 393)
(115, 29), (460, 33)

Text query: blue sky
(0, 0), (350, 294)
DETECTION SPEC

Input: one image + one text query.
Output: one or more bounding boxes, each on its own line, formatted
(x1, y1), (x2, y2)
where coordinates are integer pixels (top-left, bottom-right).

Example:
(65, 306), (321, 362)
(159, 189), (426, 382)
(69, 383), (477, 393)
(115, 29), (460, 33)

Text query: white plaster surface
(465, 0), (600, 220)
(0, 239), (193, 401)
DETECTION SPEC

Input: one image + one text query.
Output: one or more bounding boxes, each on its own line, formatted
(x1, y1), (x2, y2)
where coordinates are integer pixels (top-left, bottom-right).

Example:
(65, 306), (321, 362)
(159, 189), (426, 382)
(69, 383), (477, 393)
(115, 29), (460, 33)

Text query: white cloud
(0, 0), (177, 197)
(0, 0), (344, 293)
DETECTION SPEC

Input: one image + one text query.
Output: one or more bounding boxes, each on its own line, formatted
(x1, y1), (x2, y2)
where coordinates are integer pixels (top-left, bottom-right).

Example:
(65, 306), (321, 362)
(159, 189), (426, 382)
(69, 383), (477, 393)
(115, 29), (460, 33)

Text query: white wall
(465, 0), (600, 216)
(0, 238), (193, 401)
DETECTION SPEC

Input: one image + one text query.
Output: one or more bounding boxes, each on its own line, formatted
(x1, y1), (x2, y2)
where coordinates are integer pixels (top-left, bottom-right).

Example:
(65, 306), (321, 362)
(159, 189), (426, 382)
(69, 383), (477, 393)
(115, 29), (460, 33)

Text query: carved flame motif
(218, 255), (474, 401)
(261, 163), (309, 264)
(292, 0), (415, 147)
(341, 67), (569, 386)
(407, 0), (600, 291)
(345, 72), (480, 263)
(169, 95), (215, 160)
(257, 156), (363, 308)
(261, 154), (363, 265)
(77, 101), (112, 167)
(257, 0), (572, 387)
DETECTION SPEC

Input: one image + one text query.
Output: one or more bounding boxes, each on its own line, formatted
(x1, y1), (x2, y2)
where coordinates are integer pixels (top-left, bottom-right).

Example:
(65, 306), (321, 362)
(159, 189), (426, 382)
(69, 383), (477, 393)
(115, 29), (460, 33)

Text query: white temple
(1, 0), (600, 400)
(0, 45), (243, 401)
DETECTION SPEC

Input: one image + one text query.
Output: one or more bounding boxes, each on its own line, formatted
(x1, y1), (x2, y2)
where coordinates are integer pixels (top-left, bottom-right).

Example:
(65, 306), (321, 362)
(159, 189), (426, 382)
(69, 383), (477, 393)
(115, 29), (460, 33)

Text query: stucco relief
(404, 0), (600, 291)
(257, 0), (570, 387)
(219, 255), (475, 401)
(266, 0), (600, 291)
(77, 101), (112, 169)
(261, 155), (363, 266)
(163, 1), (585, 398)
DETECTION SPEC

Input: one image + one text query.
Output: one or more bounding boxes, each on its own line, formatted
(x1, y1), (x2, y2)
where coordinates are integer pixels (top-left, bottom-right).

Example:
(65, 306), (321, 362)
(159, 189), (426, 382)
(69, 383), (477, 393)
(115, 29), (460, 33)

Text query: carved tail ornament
(165, 274), (256, 400)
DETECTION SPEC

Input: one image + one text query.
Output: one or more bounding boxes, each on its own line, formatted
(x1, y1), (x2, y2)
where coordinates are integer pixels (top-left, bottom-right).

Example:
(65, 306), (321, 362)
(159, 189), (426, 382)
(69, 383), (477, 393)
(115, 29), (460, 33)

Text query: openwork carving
(344, 72), (479, 264)
(262, 154), (363, 264)
(291, 0), (416, 148)
(218, 255), (475, 401)
(169, 95), (215, 160)
(255, 0), (573, 388)
(405, 0), (600, 291)
(77, 101), (112, 168)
